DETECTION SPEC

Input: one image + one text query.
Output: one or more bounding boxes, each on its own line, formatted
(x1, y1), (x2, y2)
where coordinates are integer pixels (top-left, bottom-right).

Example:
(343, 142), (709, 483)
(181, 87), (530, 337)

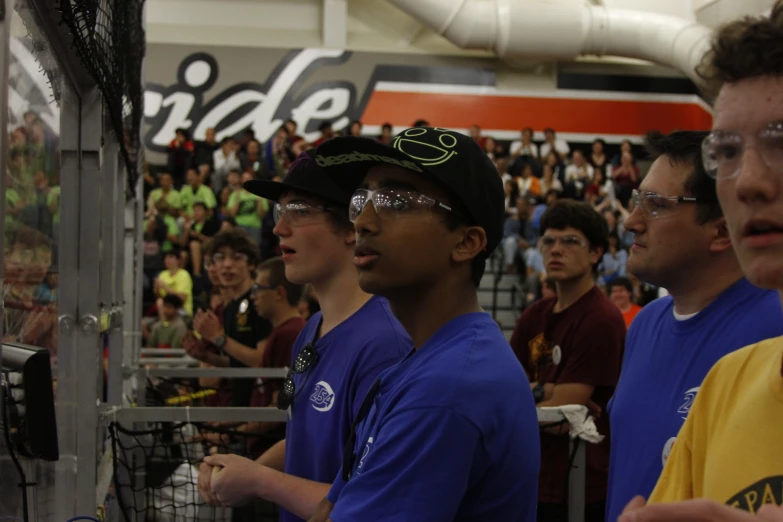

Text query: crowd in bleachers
(141, 120), (659, 351)
(3, 110), (60, 354)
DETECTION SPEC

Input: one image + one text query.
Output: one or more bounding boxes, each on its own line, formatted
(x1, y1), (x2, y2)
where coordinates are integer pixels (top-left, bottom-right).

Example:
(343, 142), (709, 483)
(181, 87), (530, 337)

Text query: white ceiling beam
(322, 0), (348, 49)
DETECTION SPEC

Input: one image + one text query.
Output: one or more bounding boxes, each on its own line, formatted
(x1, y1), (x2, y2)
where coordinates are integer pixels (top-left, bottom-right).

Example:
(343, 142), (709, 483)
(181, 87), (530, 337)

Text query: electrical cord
(2, 379), (30, 522)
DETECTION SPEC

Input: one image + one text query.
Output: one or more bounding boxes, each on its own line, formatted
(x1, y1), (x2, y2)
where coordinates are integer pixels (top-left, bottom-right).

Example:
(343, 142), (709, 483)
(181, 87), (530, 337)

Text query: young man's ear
(709, 217), (733, 253)
(452, 226), (487, 264)
(589, 245), (604, 266)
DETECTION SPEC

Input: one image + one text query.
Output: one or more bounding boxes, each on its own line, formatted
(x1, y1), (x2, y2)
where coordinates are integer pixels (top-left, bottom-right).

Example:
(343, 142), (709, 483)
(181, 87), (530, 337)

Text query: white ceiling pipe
(388, 0), (712, 88)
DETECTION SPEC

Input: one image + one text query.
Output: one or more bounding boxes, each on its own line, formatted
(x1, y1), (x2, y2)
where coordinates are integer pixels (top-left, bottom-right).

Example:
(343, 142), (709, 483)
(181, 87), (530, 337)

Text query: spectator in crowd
(311, 121), (334, 147)
(194, 127), (219, 171)
(347, 120), (363, 137)
(226, 171), (267, 245)
(265, 125), (290, 177)
(377, 122), (393, 144)
(612, 150), (640, 207)
(469, 123), (487, 149)
(310, 126), (540, 522)
(510, 127), (540, 163)
(518, 163), (542, 198)
(180, 167), (217, 220)
(183, 240), (234, 408)
(503, 177), (521, 217)
(607, 130), (783, 522)
(147, 172), (182, 218)
(590, 138), (608, 172)
(564, 149), (594, 199)
(244, 256), (307, 459)
(198, 150), (408, 522)
(167, 128), (194, 188)
(619, 10), (783, 514)
(607, 277), (642, 328)
(511, 199), (625, 522)
(483, 136), (499, 162)
(192, 228), (272, 406)
(503, 196), (539, 274)
(585, 167), (615, 207)
(598, 233), (627, 285)
(496, 157), (512, 185)
(155, 247), (193, 318)
(147, 294), (188, 349)
(213, 137), (241, 192)
(238, 129), (256, 154)
(540, 163), (563, 195)
(611, 139), (634, 167)
(183, 202), (219, 278)
(595, 203), (634, 250)
(540, 127), (570, 161)
(240, 139), (264, 175)
(284, 119), (304, 144)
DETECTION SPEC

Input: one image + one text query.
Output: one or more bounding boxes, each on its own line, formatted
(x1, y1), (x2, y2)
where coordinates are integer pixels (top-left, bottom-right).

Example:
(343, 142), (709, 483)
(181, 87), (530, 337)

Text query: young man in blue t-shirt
(197, 150), (410, 522)
(308, 127), (540, 522)
(605, 130), (783, 522)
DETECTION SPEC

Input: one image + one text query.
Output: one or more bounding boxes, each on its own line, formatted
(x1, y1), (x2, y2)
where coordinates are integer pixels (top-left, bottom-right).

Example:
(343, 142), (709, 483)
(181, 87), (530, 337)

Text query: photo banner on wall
(143, 48), (712, 152)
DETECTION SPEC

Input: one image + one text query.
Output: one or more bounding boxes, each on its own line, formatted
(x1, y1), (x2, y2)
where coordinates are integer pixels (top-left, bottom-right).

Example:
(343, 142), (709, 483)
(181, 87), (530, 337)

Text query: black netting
(57, 0), (146, 192)
(108, 378), (283, 522)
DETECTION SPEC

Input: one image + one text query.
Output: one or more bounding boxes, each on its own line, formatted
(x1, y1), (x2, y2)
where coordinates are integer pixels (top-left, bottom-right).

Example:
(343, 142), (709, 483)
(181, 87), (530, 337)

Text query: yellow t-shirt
(649, 336), (783, 512)
(158, 268), (193, 315)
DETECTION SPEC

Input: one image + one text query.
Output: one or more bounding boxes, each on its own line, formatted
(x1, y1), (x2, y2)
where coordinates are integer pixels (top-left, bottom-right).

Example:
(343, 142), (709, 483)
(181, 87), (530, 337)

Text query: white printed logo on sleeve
(310, 381), (336, 412)
(357, 437), (374, 475)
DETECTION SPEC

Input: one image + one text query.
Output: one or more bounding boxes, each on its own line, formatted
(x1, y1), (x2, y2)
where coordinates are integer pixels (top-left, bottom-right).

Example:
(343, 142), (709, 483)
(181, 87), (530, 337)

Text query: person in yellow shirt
(156, 248), (193, 317)
(619, 2), (783, 521)
(147, 172), (182, 217)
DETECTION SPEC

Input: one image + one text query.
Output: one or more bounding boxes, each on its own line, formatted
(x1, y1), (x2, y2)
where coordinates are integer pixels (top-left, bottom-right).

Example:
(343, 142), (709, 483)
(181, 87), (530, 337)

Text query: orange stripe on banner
(360, 92), (712, 135)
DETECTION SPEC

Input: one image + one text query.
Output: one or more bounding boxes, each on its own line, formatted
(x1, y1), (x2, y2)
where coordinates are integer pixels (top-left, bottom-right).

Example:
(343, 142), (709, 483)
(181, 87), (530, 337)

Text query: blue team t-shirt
(326, 312), (540, 522)
(281, 296), (410, 522)
(606, 277), (783, 522)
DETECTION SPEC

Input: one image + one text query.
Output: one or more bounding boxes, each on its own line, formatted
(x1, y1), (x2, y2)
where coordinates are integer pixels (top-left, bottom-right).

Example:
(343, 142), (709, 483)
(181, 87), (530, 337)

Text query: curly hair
(697, 0), (783, 97)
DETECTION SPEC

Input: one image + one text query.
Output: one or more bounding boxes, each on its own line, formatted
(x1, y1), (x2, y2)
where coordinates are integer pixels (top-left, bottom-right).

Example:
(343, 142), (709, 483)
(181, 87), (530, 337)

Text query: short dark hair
(209, 228), (260, 267)
(258, 257), (305, 306)
(381, 123), (392, 131)
(607, 276), (633, 294)
(193, 202), (207, 211)
(164, 246), (181, 258)
(318, 121), (332, 132)
(644, 130), (721, 224)
(163, 294), (183, 309)
(697, 0), (783, 98)
(540, 200), (609, 262)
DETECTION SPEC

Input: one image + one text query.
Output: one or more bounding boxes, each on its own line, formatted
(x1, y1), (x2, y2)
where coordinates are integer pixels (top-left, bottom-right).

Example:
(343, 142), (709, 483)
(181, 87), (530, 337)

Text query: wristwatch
(214, 334), (226, 350)
(532, 383), (545, 404)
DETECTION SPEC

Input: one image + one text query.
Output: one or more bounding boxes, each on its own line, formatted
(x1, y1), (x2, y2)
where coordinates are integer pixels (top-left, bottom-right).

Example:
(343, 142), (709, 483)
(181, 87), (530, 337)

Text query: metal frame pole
(104, 135), (124, 407)
(74, 86), (104, 515)
(55, 81), (83, 521)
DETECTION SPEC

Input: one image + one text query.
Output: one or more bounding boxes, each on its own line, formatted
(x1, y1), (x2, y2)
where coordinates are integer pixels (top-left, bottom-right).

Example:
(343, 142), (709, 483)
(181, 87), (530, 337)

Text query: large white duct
(387, 0), (713, 88)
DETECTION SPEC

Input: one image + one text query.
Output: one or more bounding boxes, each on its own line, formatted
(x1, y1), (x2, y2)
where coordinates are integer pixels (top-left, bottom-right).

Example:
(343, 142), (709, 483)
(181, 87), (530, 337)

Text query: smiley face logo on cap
(392, 128), (458, 167)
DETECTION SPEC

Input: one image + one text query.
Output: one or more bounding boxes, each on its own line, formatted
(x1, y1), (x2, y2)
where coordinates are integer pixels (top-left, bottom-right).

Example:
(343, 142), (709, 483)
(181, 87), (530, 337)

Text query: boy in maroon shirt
(510, 199), (625, 522)
(246, 256), (306, 458)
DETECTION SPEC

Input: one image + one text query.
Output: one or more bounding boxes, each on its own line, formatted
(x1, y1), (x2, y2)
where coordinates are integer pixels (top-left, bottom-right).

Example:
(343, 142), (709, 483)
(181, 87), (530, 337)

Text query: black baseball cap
(314, 127), (505, 253)
(243, 149), (351, 206)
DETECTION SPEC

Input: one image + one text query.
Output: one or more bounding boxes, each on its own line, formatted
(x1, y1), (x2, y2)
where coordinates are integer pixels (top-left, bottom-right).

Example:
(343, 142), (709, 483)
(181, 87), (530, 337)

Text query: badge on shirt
(237, 298), (249, 327)
(552, 345), (562, 366)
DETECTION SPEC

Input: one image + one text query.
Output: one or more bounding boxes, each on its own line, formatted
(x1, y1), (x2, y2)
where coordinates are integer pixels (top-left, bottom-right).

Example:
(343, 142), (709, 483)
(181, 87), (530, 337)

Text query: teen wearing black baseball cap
(309, 128), (540, 521)
(197, 150), (410, 522)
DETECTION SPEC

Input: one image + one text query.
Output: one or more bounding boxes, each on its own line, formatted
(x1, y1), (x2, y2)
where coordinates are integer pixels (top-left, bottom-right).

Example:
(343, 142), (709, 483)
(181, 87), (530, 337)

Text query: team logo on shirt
(528, 333), (557, 381)
(310, 381), (336, 412)
(677, 387), (700, 420)
(726, 476), (783, 512)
